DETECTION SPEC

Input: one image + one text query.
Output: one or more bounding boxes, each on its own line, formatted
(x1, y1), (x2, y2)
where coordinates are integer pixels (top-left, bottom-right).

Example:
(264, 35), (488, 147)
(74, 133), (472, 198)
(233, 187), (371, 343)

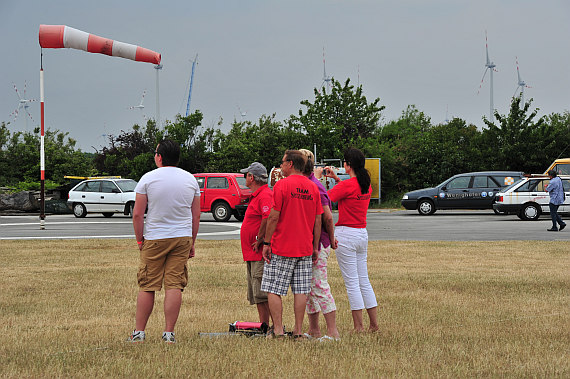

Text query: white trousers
(335, 226), (378, 311)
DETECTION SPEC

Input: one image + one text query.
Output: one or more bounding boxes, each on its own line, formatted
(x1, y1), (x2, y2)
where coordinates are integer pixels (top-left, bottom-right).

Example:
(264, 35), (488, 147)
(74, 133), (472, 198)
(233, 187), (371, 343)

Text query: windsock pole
(155, 64), (162, 127)
(37, 25), (161, 230)
(39, 49), (45, 229)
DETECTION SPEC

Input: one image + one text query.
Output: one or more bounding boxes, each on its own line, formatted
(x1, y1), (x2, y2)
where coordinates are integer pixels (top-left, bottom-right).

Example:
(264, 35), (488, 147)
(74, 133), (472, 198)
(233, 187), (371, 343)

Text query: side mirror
(441, 186), (447, 191)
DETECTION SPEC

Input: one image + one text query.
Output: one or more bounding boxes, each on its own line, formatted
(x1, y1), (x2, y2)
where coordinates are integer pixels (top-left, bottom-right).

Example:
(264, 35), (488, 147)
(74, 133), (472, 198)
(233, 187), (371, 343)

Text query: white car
(67, 178), (137, 218)
(493, 175), (570, 220)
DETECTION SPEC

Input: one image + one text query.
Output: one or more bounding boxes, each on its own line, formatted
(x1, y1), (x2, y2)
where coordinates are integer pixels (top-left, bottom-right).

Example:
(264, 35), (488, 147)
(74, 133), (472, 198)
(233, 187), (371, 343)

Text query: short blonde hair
(298, 148), (314, 175)
(298, 148), (314, 163)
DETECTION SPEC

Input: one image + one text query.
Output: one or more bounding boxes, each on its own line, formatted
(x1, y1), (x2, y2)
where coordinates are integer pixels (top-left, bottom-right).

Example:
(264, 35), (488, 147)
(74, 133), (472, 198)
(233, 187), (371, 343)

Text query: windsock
(39, 25), (161, 65)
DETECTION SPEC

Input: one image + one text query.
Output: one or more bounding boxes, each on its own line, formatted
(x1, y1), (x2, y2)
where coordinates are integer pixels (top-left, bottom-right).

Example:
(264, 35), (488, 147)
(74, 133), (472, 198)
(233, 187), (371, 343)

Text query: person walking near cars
(261, 150), (323, 338)
(298, 149), (341, 341)
(324, 148), (379, 333)
(239, 162), (273, 325)
(127, 139), (201, 344)
(545, 169), (566, 232)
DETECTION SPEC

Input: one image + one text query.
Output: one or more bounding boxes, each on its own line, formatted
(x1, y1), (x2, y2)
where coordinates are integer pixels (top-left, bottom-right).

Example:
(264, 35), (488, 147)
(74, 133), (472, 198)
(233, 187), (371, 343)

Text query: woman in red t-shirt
(325, 148), (378, 333)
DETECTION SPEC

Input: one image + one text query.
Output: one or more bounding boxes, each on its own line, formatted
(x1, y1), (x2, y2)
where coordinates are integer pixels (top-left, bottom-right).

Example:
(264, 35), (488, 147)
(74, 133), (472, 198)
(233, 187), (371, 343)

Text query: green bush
(13, 180), (60, 192)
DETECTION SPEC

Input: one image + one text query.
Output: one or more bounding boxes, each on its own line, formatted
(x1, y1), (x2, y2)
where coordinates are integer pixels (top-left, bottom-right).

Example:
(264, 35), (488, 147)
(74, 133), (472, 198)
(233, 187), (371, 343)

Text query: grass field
(0, 239), (568, 378)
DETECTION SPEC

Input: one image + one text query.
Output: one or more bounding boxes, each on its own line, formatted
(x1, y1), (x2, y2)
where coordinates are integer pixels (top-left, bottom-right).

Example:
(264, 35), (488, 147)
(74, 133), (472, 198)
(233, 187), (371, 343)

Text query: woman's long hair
(344, 148), (370, 194)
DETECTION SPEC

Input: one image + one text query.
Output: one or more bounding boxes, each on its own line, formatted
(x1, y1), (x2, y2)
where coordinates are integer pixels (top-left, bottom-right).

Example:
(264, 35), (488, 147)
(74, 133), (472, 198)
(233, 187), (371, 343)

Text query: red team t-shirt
(328, 177), (371, 228)
(240, 184), (273, 261)
(271, 174), (323, 257)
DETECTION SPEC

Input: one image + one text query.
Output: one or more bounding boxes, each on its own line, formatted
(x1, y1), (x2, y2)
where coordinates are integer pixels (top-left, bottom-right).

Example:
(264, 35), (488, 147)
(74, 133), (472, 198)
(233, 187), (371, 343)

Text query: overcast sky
(1, 1), (569, 152)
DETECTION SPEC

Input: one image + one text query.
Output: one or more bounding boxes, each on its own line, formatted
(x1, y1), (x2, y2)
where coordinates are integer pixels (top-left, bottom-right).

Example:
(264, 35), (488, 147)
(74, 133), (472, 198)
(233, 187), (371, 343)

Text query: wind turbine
(129, 89), (147, 121)
(320, 47), (332, 93)
(478, 31), (497, 122)
(236, 105), (247, 119)
(513, 56), (531, 107)
(10, 82), (36, 131)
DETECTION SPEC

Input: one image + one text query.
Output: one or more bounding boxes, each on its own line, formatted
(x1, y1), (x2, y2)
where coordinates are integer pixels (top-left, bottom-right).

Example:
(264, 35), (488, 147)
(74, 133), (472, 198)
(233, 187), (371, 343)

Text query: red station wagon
(194, 173), (252, 222)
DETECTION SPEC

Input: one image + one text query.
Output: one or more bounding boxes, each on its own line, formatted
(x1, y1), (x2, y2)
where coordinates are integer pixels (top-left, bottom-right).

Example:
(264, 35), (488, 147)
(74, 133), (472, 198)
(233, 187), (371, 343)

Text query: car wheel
(128, 202), (135, 218)
(212, 202), (232, 222)
(517, 211), (525, 220)
(521, 203), (541, 221)
(73, 203), (87, 218)
(234, 213), (244, 222)
(493, 206), (506, 215)
(102, 212), (114, 218)
(417, 199), (436, 215)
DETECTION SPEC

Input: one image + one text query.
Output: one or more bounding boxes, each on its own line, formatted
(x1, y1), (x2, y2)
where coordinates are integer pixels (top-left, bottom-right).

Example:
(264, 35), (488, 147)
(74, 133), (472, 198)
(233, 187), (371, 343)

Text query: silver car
(67, 178), (137, 218)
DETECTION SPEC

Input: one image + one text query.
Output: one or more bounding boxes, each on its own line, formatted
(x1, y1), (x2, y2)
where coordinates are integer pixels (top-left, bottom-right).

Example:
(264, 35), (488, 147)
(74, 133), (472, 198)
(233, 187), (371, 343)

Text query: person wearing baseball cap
(240, 162), (269, 180)
(239, 162), (273, 326)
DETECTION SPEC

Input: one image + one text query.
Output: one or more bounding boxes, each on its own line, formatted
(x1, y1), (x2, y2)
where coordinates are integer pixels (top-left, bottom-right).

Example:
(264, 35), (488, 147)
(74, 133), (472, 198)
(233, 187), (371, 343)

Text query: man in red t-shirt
(239, 162), (273, 325)
(261, 150), (323, 338)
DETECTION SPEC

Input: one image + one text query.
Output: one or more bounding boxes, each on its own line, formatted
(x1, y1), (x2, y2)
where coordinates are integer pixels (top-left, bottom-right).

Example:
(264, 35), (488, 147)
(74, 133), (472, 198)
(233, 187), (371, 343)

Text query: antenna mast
(155, 63), (162, 127)
(186, 54), (198, 116)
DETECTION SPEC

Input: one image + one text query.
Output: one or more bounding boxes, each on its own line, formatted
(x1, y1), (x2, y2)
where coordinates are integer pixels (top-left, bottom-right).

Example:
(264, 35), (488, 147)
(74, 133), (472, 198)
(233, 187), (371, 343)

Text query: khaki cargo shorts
(137, 237), (191, 291)
(247, 260), (268, 305)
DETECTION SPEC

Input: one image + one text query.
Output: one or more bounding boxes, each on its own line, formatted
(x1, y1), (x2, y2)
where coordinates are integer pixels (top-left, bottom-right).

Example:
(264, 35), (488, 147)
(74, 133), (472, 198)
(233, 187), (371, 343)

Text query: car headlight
(402, 195), (409, 200)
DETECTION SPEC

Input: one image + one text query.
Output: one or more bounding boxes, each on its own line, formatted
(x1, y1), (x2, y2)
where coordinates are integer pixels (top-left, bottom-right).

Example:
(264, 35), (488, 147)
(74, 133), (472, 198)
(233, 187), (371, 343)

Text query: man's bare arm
(190, 195), (201, 258)
(312, 213), (322, 263)
(261, 209), (280, 263)
(133, 193), (148, 250)
(252, 218), (268, 252)
(322, 204), (337, 249)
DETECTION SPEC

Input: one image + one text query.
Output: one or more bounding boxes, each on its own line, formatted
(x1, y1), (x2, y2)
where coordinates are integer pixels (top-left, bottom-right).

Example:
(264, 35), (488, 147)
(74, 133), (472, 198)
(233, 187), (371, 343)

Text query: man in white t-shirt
(126, 139), (201, 344)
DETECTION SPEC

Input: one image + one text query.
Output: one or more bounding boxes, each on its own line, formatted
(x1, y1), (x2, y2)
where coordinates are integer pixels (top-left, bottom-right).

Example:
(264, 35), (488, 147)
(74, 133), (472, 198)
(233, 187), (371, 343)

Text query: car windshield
(115, 179), (138, 192)
(502, 178), (526, 192)
(236, 177), (249, 190)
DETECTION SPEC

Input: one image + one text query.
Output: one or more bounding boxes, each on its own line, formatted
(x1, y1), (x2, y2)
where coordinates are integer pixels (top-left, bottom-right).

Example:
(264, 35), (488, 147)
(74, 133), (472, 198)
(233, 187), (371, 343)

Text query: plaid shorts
(260, 253), (312, 296)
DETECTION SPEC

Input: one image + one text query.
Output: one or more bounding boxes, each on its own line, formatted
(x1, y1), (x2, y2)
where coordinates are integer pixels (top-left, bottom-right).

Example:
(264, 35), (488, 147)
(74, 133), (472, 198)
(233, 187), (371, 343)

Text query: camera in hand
(323, 169), (329, 176)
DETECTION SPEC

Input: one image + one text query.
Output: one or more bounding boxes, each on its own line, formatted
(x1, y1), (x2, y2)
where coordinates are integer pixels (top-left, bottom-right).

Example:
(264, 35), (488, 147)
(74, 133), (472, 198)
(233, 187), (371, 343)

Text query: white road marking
(0, 221), (241, 239)
(0, 229), (241, 240)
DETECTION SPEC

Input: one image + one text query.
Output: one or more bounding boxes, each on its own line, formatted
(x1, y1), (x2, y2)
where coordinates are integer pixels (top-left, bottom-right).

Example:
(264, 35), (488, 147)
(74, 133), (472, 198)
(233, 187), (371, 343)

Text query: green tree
(205, 114), (304, 173)
(94, 111), (216, 178)
(165, 111), (211, 173)
(206, 121), (261, 172)
(540, 111), (570, 166)
(373, 106), (432, 196)
(0, 125), (93, 187)
(94, 119), (162, 180)
(482, 96), (547, 172)
(290, 78), (385, 160)
(409, 118), (484, 188)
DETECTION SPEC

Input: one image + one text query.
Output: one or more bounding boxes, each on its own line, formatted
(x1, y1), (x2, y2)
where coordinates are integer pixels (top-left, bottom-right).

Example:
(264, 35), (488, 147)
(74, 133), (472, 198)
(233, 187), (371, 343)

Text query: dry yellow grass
(0, 239), (568, 378)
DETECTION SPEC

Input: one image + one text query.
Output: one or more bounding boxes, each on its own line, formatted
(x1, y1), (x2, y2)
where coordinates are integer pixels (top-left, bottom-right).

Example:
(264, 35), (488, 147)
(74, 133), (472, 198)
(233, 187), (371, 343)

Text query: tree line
(1, 78), (569, 200)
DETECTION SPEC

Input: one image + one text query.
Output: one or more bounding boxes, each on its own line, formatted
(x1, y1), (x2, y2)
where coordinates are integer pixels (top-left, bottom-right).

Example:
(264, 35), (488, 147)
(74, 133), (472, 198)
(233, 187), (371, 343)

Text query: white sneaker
(126, 330), (145, 343)
(162, 332), (176, 344)
(318, 335), (340, 342)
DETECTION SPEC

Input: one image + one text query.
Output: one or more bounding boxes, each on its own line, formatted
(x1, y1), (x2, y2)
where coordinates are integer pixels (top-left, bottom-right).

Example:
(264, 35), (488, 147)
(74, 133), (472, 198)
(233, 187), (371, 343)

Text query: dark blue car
(401, 171), (525, 215)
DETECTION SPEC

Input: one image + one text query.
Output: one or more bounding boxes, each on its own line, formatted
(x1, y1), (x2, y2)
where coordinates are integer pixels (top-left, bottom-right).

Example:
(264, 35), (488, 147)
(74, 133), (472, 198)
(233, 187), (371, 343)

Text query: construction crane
(186, 54), (198, 116)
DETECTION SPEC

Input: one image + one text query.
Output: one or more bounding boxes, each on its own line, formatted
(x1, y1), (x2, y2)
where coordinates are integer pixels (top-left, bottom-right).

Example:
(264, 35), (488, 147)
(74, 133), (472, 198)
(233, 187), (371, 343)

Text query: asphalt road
(2, 209), (569, 241)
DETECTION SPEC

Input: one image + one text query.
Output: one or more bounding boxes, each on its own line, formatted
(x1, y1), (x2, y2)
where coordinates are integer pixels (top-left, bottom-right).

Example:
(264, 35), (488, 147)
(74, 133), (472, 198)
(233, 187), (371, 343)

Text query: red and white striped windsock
(39, 25), (161, 65)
